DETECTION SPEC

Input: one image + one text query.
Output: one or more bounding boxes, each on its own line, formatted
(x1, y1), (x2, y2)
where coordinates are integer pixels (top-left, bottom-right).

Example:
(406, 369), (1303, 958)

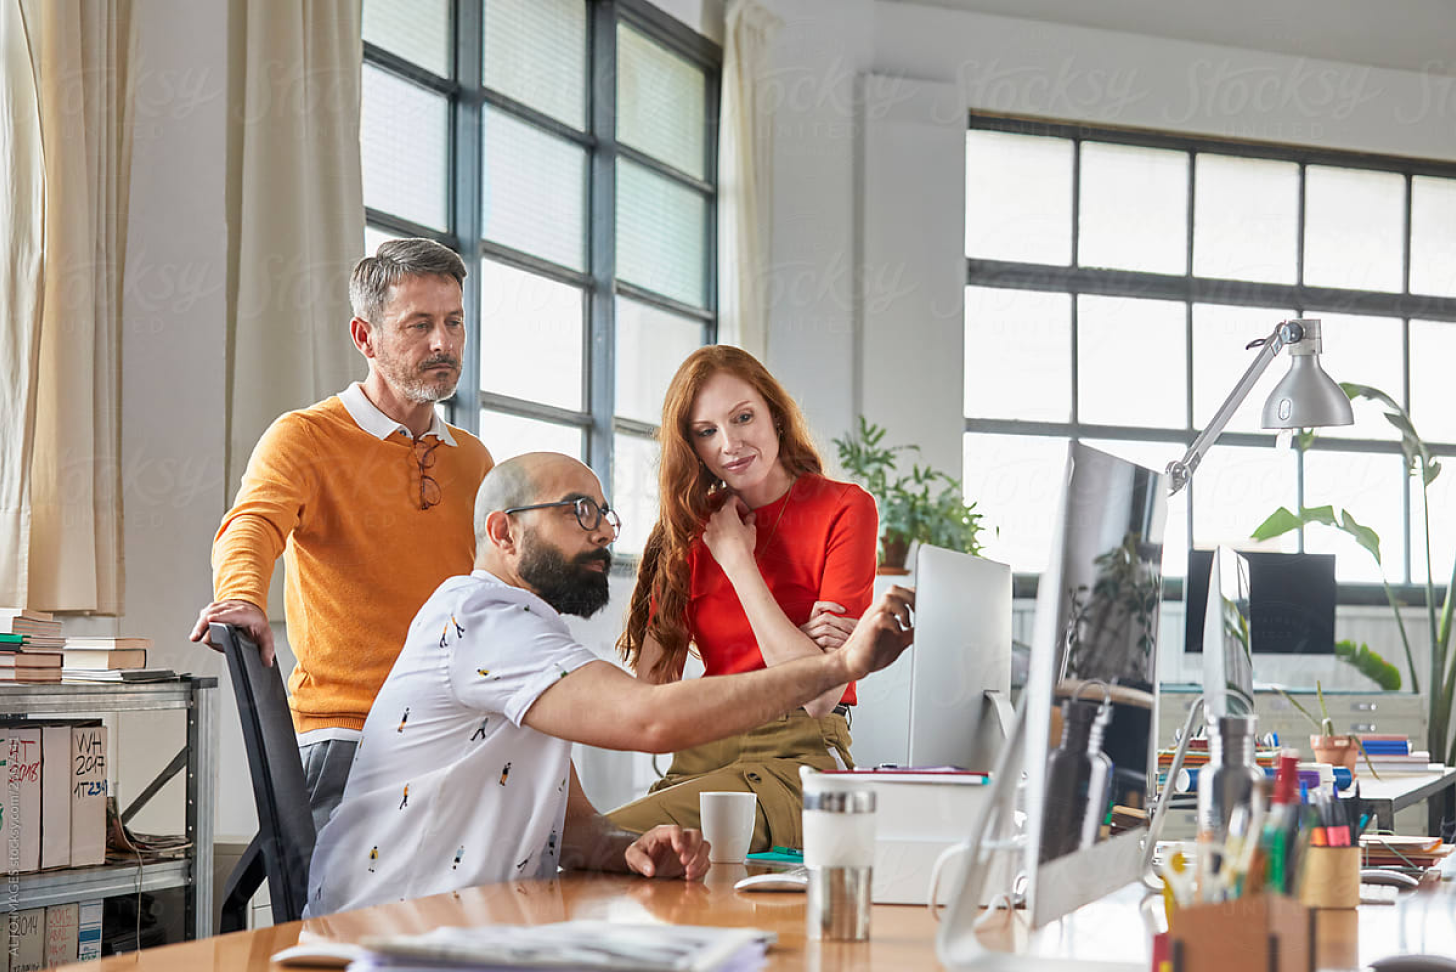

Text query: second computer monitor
(909, 544), (1012, 770)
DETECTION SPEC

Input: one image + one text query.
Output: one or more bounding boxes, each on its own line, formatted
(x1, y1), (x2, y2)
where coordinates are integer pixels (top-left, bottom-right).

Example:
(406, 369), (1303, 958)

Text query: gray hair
(473, 458), (539, 549)
(349, 238), (466, 323)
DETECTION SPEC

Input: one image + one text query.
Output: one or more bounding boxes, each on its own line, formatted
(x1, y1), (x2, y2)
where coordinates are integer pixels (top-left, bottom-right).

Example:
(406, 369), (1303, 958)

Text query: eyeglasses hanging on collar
(415, 436), (442, 511)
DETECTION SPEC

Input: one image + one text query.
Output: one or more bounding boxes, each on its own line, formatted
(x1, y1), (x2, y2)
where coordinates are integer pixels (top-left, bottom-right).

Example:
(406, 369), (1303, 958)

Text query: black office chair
(214, 623), (316, 931)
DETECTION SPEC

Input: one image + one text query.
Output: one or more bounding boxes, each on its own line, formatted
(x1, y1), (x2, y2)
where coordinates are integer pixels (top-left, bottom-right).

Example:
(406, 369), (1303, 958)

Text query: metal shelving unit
(0, 676), (217, 940)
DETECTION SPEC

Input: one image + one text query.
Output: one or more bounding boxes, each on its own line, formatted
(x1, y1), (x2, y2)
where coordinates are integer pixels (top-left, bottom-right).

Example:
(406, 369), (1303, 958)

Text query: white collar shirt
(305, 570), (601, 916)
(337, 381), (458, 446)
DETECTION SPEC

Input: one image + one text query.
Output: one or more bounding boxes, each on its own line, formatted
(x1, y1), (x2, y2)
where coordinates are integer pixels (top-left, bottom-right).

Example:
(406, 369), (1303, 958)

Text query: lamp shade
(1260, 354), (1354, 428)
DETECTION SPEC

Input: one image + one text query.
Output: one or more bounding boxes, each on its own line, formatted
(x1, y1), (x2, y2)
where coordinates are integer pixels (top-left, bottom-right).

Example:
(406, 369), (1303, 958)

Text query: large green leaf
(1249, 505), (1335, 541)
(1337, 510), (1383, 564)
(1251, 507), (1302, 541)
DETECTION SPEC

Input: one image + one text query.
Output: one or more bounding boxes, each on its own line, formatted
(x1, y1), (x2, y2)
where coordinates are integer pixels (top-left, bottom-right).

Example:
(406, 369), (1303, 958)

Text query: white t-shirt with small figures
(305, 569), (600, 916)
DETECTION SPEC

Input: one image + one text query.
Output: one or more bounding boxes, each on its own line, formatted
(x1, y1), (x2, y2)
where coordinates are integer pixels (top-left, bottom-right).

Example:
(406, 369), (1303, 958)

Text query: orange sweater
(213, 396), (492, 731)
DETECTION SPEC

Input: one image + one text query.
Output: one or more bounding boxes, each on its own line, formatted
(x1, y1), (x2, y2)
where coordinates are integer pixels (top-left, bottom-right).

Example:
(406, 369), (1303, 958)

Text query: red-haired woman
(607, 346), (878, 852)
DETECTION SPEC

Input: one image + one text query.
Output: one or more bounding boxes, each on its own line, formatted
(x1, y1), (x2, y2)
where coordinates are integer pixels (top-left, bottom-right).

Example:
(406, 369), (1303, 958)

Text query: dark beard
(518, 538), (611, 618)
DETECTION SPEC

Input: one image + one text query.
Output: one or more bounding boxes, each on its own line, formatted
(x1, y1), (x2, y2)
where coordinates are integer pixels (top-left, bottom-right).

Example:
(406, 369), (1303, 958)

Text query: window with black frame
(961, 116), (1456, 589)
(361, 0), (720, 556)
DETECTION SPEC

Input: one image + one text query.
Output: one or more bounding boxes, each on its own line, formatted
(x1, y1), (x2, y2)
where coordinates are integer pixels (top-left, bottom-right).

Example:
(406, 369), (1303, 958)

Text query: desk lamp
(1143, 317), (1352, 879)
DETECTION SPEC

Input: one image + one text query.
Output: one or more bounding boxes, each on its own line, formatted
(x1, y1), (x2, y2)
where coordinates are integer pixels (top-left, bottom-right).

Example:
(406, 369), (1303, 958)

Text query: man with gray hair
(192, 239), (494, 830)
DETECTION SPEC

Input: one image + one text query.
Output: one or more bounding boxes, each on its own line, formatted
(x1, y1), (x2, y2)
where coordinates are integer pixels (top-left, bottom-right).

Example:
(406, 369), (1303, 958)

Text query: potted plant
(1251, 384), (1452, 770)
(1276, 683), (1378, 777)
(832, 417), (988, 572)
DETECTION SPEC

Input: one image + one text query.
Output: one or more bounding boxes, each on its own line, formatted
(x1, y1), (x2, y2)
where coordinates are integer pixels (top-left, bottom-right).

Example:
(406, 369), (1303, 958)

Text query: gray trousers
(299, 739), (357, 836)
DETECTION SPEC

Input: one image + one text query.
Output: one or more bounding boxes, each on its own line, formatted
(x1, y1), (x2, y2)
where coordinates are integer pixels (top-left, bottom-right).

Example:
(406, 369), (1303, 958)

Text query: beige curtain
(0, 0), (46, 607)
(1, 1), (134, 613)
(717, 0), (781, 360)
(226, 0), (366, 501)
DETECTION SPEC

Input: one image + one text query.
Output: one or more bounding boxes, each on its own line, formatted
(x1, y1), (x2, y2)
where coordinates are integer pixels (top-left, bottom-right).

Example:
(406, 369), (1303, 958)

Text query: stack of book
(1158, 737), (1282, 793)
(0, 606), (64, 648)
(1354, 734), (1440, 775)
(1359, 834), (1453, 870)
(61, 636), (167, 682)
(0, 607), (64, 682)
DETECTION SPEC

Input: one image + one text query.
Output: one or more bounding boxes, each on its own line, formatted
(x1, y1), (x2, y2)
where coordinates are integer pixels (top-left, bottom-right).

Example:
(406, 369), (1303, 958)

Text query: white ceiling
(884, 0), (1456, 76)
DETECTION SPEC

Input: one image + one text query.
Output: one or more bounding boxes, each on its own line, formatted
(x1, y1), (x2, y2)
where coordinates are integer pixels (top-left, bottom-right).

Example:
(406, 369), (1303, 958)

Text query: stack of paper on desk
(350, 922), (774, 972)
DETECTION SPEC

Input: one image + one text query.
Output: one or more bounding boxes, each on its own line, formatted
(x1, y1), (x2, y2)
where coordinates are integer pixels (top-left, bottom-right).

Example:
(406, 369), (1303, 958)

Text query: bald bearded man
(305, 452), (915, 914)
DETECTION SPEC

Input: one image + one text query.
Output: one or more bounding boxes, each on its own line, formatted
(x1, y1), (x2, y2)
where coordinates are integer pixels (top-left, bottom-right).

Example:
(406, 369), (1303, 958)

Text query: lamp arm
(1166, 323), (1294, 495)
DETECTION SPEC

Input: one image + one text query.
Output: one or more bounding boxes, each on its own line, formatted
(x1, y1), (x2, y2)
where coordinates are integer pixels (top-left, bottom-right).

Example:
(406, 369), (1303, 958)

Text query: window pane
(363, 225), (400, 259)
(1190, 444), (1297, 556)
(613, 434), (660, 556)
(962, 433), (1068, 574)
(1193, 154), (1298, 284)
(483, 0), (587, 130)
(964, 287), (1071, 422)
(1081, 438), (1190, 579)
(363, 0), (451, 77)
(616, 159), (708, 307)
(361, 66), (450, 231)
(1192, 304), (1298, 435)
(482, 107), (588, 271)
(617, 24), (706, 179)
(615, 299), (702, 424)
(1302, 450), (1405, 583)
(479, 261), (584, 410)
(1309, 313), (1403, 441)
(1078, 142), (1188, 274)
(479, 410), (584, 463)
(1410, 320), (1456, 442)
(1413, 462), (1456, 585)
(1410, 176), (1456, 298)
(1303, 166), (1404, 292)
(965, 131), (1073, 265)
(1077, 295), (1187, 428)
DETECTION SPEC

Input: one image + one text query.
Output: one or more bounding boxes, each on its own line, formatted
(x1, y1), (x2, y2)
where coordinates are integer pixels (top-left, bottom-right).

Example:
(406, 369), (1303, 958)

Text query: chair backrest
(214, 623), (315, 922)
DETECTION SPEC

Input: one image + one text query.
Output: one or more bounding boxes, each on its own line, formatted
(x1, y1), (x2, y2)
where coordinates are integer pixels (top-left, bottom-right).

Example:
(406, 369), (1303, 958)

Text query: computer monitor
(938, 443), (1168, 969)
(851, 545), (1012, 772)
(1200, 546), (1255, 721)
(1185, 549), (1336, 656)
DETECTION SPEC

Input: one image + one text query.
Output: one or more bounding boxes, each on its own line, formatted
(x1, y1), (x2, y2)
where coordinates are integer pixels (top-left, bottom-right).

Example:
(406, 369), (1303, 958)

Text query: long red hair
(619, 346), (823, 680)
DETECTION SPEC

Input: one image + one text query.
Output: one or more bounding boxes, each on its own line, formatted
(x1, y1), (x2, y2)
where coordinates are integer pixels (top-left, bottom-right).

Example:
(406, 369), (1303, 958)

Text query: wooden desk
(54, 865), (1456, 971)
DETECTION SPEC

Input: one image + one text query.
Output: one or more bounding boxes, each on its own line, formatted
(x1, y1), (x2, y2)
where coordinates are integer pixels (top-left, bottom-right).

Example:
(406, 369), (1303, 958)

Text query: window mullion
(586, 0), (618, 484)
(451, 0), (484, 435)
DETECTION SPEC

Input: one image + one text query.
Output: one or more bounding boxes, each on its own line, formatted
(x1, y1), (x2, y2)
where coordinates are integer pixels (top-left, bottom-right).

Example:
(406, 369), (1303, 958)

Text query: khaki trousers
(606, 709), (853, 852)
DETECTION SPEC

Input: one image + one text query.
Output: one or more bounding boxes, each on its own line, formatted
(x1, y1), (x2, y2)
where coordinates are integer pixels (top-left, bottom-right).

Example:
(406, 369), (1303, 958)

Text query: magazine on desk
(351, 921), (775, 972)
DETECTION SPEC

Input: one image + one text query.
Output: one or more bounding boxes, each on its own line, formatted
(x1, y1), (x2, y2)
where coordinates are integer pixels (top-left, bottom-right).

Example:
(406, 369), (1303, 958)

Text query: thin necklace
(755, 477), (797, 559)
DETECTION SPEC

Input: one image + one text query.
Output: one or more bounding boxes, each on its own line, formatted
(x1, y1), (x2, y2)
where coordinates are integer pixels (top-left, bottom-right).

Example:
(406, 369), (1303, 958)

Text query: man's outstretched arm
(523, 586), (914, 754)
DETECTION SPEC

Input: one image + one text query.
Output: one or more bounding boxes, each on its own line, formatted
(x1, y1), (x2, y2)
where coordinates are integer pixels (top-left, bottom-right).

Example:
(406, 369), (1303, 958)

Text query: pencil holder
(1298, 846), (1360, 909)
(1167, 894), (1313, 972)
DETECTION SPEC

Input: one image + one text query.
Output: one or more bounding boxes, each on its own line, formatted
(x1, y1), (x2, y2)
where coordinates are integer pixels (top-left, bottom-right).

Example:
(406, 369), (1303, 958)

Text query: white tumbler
(801, 787), (876, 941)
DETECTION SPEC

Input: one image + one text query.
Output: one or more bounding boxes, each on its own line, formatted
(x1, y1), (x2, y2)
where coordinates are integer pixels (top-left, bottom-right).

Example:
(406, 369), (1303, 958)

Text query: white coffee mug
(698, 791), (757, 863)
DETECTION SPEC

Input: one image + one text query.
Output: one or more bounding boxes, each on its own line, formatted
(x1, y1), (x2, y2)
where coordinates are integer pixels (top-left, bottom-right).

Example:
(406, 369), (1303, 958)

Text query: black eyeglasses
(504, 497), (622, 538)
(416, 437), (442, 511)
